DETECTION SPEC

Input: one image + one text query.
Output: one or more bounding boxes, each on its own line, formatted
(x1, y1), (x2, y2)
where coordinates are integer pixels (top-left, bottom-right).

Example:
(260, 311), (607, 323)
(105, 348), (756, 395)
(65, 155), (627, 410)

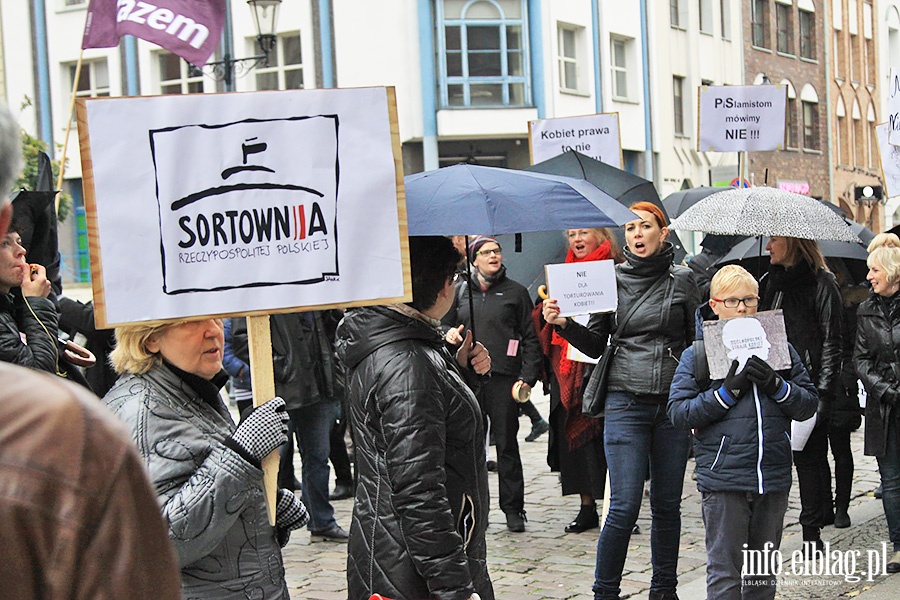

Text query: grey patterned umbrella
(669, 187), (862, 243)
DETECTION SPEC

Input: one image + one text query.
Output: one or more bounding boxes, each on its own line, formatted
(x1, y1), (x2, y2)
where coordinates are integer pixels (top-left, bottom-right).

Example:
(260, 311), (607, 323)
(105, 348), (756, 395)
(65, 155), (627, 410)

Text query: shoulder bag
(582, 270), (673, 417)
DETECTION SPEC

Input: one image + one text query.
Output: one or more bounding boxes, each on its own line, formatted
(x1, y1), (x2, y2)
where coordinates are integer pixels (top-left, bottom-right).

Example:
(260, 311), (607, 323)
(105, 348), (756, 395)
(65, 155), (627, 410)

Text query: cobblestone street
(280, 387), (900, 599)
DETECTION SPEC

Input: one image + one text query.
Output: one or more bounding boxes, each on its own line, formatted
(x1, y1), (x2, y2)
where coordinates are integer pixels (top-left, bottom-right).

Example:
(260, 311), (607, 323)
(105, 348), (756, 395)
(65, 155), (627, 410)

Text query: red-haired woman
(543, 202), (700, 600)
(534, 228), (617, 534)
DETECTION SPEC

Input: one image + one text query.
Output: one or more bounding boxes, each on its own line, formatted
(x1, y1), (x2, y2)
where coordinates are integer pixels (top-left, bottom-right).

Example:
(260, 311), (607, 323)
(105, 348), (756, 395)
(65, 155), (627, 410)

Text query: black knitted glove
(744, 356), (785, 397)
(226, 396), (288, 466)
(720, 360), (751, 405)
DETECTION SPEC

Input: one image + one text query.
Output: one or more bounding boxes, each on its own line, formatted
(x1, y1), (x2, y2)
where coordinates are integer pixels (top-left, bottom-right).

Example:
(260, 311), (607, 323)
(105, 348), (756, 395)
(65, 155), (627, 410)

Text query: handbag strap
(609, 268), (673, 347)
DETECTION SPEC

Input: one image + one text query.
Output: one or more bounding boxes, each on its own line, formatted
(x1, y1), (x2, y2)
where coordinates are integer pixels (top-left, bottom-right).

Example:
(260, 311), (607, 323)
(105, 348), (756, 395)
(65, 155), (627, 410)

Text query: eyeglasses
(712, 296), (760, 308)
(475, 248), (502, 257)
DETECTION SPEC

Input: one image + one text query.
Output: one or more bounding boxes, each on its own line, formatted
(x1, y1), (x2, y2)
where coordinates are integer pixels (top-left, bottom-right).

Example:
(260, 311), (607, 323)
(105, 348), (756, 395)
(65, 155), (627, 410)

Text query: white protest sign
(701, 310), (790, 380)
(876, 122), (900, 197)
(529, 113), (621, 168)
(544, 259), (617, 317)
(698, 85), (787, 152)
(887, 68), (900, 146)
(77, 87), (407, 327)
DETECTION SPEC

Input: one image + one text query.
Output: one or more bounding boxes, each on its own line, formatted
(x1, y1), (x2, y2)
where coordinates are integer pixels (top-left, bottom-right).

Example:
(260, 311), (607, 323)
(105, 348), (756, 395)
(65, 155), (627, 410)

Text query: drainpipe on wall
(418, 0), (439, 171)
(823, 0), (835, 207)
(32, 0), (53, 145)
(639, 0), (654, 183)
(124, 36), (139, 96)
(318, 0), (334, 88)
(528, 0), (545, 118)
(592, 0), (603, 113)
(222, 1), (234, 92)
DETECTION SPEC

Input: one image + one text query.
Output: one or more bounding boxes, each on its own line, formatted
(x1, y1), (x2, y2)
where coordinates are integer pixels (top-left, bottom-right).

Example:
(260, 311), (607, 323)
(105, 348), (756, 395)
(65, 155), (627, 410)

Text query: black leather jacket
(0, 291), (58, 373)
(336, 305), (493, 600)
(557, 243), (701, 399)
(760, 262), (843, 408)
(854, 290), (900, 457)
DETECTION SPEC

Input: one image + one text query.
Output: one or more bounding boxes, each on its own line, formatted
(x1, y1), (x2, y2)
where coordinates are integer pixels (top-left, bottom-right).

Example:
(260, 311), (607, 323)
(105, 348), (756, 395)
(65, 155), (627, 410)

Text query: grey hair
(0, 102), (22, 205)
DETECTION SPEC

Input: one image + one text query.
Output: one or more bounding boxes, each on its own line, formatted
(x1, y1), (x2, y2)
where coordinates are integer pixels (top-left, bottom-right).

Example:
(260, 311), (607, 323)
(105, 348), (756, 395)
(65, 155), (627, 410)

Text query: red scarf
(535, 240), (612, 450)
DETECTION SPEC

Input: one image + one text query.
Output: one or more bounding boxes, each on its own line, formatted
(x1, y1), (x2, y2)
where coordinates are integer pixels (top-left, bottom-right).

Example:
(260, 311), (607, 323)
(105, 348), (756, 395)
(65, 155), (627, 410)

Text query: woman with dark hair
(854, 232), (900, 572)
(534, 227), (618, 534)
(761, 235), (843, 552)
(336, 235), (493, 600)
(543, 203), (700, 600)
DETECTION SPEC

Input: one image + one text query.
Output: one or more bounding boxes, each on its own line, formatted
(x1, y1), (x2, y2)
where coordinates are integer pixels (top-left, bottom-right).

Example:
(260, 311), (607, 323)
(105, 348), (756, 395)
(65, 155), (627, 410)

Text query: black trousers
(793, 424), (831, 532)
(829, 429), (854, 511)
(484, 374), (525, 515)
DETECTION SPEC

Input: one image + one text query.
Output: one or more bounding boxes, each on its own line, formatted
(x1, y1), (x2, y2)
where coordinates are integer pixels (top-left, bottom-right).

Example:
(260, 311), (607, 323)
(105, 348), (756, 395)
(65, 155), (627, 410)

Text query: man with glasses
(443, 236), (542, 532)
(668, 265), (817, 599)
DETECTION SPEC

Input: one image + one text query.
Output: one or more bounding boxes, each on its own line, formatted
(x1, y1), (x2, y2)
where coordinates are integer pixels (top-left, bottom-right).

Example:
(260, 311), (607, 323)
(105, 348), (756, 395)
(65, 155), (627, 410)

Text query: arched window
(437, 0), (531, 108)
(800, 84), (820, 150)
(868, 102), (877, 168)
(782, 79), (798, 149)
(852, 98), (863, 166)
(836, 95), (846, 164)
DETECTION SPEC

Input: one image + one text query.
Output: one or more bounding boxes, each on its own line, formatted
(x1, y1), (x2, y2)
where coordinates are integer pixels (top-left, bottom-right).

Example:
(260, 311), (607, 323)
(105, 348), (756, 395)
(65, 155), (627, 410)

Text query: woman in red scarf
(534, 228), (617, 534)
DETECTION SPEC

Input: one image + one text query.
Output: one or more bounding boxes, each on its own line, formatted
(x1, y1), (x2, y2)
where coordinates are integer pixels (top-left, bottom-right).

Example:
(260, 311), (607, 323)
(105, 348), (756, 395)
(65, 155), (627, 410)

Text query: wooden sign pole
(246, 314), (279, 525)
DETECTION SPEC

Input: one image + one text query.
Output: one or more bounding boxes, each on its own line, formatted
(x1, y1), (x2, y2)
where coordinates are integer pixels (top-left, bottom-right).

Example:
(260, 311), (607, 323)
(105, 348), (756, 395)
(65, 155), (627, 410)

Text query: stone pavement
(280, 387), (900, 599)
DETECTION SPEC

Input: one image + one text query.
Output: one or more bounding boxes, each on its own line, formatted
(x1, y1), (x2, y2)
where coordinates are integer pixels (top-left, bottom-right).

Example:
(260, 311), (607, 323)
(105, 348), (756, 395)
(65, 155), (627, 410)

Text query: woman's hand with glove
(224, 396), (289, 467)
(275, 488), (309, 546)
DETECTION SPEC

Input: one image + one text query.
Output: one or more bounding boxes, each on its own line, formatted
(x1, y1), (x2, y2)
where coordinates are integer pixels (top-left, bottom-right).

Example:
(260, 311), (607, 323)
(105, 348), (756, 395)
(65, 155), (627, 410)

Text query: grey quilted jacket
(103, 364), (288, 600)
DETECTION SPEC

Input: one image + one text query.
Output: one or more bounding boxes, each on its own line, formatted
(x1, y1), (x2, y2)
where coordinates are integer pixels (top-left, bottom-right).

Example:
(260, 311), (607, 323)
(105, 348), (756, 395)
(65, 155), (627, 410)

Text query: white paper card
(565, 315), (601, 364)
(545, 260), (617, 317)
(529, 113), (622, 168)
(698, 85), (787, 152)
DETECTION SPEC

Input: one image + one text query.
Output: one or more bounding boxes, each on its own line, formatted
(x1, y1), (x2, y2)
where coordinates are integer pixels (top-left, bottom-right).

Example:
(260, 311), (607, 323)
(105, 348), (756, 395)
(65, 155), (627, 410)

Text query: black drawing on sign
(221, 137), (276, 180)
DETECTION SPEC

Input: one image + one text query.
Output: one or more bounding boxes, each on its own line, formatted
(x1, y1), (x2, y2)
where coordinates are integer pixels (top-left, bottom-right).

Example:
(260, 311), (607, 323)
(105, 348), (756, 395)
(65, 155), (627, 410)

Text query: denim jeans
(877, 418), (900, 551)
(701, 490), (790, 600)
(593, 391), (691, 599)
(288, 402), (338, 532)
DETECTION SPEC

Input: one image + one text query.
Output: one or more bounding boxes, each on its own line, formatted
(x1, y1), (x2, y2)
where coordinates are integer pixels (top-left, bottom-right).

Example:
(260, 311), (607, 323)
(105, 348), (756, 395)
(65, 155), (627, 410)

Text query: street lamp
(190, 0), (283, 87)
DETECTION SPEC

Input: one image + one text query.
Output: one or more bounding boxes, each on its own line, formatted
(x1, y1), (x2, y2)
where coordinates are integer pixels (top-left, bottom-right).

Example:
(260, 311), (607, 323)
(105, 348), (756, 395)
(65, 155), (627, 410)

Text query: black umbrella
(662, 186), (724, 218)
(524, 150), (685, 277)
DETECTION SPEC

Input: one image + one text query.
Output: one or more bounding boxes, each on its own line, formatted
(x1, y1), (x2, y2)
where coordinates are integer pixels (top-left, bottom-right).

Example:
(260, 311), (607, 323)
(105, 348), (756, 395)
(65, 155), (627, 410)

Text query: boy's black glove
(721, 359), (750, 405)
(744, 356), (784, 397)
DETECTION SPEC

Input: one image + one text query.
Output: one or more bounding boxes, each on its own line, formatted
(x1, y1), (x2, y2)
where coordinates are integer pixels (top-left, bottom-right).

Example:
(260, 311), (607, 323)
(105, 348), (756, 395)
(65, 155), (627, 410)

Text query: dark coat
(0, 291), (58, 373)
(760, 263), (843, 407)
(336, 305), (493, 600)
(668, 325), (818, 494)
(442, 266), (542, 385)
(557, 243), (701, 398)
(854, 291), (900, 457)
(57, 297), (117, 396)
(232, 311), (340, 411)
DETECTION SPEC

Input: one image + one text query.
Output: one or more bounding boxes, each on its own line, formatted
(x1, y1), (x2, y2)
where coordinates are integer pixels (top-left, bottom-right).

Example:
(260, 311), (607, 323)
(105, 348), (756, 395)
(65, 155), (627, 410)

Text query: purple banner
(82, 0), (225, 67)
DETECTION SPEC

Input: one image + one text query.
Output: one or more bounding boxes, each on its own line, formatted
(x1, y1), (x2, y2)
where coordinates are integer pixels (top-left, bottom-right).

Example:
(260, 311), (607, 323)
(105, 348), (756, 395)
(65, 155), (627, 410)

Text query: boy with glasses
(668, 265), (818, 599)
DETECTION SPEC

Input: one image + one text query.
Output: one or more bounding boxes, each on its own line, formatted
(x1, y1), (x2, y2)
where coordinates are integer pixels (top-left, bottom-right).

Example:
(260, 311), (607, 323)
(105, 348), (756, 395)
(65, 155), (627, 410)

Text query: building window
(69, 59), (109, 100)
(853, 112), (863, 167)
(802, 100), (820, 151)
(836, 96), (847, 164)
(776, 3), (793, 54)
(158, 52), (204, 94)
(720, 0), (731, 39)
(252, 32), (303, 91)
(438, 0), (529, 108)
(699, 0), (713, 34)
(610, 37), (631, 100)
(752, 0), (769, 48)
(673, 75), (685, 136)
(834, 31), (843, 76)
(786, 97), (798, 149)
(868, 104), (877, 168)
(848, 0), (858, 35)
(64, 0), (86, 5)
(799, 9), (815, 59)
(671, 0), (682, 28)
(558, 25), (581, 93)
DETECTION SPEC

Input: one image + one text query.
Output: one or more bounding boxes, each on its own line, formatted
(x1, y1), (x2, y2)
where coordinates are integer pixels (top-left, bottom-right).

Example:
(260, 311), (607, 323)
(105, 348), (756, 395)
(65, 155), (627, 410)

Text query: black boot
(802, 526), (824, 558)
(565, 503), (599, 533)
(834, 506), (851, 528)
(648, 591), (679, 600)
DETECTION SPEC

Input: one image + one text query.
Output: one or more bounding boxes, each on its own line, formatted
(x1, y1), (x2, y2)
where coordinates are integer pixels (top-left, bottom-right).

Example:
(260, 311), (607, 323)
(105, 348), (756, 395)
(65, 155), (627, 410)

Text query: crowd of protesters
(2, 89), (900, 600)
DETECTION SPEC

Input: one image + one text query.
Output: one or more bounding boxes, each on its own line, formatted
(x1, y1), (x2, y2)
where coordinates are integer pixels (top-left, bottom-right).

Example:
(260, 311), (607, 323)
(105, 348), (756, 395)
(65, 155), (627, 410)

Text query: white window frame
(776, 2), (794, 55)
(251, 32), (304, 91)
(799, 8), (816, 60)
(671, 0), (684, 29)
(156, 51), (206, 95)
(720, 0), (731, 40)
(610, 36), (632, 101)
(673, 75), (686, 136)
(836, 95), (847, 164)
(557, 24), (583, 94)
(849, 0), (859, 35)
(699, 0), (713, 34)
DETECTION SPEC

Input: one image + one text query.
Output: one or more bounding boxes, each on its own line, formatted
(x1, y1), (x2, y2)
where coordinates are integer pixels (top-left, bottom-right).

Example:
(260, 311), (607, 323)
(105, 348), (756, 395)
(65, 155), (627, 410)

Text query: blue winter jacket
(667, 314), (818, 495)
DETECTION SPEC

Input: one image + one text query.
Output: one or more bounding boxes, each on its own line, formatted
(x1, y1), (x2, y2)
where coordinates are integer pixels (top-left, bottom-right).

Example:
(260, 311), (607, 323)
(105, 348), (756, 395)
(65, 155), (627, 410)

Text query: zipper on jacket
(667, 347), (679, 364)
(754, 385), (765, 494)
(711, 436), (727, 471)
